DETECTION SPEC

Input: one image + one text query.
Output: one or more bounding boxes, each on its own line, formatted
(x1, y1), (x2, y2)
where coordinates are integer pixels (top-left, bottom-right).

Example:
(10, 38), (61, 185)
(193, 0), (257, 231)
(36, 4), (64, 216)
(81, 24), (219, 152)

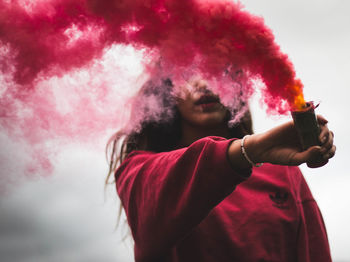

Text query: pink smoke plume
(0, 0), (305, 181)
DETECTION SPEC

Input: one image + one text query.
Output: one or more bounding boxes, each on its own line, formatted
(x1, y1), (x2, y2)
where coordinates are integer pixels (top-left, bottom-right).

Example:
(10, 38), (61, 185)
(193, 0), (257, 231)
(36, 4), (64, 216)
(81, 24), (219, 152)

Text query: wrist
(227, 139), (254, 171)
(243, 134), (265, 164)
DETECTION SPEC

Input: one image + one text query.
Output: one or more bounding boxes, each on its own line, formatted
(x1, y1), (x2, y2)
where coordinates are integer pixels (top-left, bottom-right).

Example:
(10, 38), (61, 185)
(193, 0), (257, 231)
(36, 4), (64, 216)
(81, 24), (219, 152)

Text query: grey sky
(1, 0), (349, 261)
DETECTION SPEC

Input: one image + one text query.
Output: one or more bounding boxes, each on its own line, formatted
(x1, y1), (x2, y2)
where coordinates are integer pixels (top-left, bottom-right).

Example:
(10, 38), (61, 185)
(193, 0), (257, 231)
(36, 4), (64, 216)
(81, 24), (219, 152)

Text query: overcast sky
(1, 0), (350, 261)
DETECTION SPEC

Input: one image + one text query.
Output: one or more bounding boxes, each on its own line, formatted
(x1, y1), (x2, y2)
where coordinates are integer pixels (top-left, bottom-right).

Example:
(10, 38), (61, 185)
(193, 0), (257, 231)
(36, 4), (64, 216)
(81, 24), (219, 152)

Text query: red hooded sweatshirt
(115, 137), (332, 262)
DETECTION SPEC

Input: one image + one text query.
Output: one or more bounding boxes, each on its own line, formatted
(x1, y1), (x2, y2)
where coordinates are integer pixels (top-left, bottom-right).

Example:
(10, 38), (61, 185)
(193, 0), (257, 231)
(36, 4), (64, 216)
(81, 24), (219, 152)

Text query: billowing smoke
(0, 0), (305, 180)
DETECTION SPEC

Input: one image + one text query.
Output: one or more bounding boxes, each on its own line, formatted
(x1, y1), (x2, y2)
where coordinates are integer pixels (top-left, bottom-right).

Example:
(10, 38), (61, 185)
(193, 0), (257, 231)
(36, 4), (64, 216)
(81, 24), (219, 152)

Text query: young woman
(108, 77), (335, 262)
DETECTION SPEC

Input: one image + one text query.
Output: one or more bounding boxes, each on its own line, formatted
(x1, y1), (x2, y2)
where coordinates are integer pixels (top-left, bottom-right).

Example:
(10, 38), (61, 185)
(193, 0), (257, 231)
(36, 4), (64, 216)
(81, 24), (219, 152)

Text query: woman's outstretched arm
(228, 115), (335, 169)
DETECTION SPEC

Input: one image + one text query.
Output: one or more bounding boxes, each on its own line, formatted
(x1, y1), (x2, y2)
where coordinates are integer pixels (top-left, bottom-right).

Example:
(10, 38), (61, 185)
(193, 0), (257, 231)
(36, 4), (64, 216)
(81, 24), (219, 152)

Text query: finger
(317, 115), (329, 126)
(319, 125), (330, 144)
(320, 131), (334, 153)
(307, 159), (328, 168)
(322, 145), (336, 160)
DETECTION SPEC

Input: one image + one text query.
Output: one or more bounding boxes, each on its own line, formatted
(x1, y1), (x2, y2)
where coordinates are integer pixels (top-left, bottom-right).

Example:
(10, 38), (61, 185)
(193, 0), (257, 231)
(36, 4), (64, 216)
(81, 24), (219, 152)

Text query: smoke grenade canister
(291, 102), (321, 150)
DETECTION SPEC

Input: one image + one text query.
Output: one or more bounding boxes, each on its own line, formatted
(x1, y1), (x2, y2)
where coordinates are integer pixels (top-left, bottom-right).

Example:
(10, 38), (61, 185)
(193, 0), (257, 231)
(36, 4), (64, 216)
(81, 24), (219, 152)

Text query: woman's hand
(245, 115), (336, 168)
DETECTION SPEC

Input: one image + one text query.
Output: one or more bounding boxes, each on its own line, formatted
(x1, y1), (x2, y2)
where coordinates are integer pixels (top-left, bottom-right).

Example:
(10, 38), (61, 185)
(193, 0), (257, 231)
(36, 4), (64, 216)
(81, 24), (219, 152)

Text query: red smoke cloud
(1, 0), (304, 109)
(0, 0), (305, 180)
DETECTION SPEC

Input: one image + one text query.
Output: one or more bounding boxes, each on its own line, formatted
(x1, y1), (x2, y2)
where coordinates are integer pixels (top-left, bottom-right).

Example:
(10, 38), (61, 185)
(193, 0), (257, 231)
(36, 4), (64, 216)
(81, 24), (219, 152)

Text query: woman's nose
(194, 79), (209, 91)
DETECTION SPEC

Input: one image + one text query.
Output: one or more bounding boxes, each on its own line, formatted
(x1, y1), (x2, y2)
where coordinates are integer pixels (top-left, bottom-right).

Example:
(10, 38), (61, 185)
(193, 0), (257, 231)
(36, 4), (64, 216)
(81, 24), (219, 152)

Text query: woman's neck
(178, 120), (230, 147)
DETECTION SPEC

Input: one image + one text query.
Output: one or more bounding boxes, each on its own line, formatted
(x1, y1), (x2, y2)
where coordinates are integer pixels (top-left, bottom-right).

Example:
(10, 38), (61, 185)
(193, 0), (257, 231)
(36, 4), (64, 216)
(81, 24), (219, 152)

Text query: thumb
(293, 146), (322, 165)
(297, 146), (328, 168)
(305, 146), (322, 159)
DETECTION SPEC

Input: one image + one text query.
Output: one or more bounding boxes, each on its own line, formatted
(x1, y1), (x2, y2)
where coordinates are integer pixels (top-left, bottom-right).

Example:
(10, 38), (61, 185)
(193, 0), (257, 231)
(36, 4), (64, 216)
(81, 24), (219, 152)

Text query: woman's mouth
(194, 94), (221, 111)
(195, 94), (220, 105)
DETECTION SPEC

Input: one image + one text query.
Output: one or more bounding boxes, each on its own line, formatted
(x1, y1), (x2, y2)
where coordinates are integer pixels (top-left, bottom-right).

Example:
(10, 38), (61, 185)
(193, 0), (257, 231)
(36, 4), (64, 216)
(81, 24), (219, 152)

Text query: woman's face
(176, 77), (228, 127)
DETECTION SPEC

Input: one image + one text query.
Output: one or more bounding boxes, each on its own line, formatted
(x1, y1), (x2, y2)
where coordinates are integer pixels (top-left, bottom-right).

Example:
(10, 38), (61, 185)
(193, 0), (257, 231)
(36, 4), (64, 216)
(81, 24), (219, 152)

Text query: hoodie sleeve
(115, 136), (250, 261)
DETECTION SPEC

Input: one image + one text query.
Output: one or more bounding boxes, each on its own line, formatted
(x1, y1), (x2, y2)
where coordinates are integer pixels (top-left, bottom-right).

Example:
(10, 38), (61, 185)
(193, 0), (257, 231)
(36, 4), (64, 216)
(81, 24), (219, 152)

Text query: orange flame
(290, 80), (306, 111)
